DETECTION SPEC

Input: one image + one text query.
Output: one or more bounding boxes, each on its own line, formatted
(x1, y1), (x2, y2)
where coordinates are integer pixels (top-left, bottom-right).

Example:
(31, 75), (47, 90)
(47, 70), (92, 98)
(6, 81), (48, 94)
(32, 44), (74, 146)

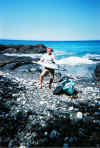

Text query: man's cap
(47, 47), (53, 51)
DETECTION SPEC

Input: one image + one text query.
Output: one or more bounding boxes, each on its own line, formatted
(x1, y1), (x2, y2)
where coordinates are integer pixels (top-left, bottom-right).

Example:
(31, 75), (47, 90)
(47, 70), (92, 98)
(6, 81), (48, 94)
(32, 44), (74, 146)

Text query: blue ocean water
(0, 39), (100, 60)
(0, 39), (100, 78)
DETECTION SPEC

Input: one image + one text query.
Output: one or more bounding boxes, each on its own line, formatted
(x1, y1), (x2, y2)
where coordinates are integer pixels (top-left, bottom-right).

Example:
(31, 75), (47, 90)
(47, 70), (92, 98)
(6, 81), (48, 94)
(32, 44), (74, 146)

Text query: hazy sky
(0, 0), (100, 40)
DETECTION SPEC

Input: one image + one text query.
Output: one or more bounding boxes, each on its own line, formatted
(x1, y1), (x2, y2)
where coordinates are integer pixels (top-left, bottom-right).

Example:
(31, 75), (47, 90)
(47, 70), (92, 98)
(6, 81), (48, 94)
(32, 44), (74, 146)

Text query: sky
(0, 0), (100, 41)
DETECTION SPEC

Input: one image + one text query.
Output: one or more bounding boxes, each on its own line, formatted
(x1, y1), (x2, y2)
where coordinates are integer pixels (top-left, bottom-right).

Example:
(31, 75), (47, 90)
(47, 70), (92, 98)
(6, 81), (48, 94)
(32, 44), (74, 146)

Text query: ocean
(0, 39), (100, 78)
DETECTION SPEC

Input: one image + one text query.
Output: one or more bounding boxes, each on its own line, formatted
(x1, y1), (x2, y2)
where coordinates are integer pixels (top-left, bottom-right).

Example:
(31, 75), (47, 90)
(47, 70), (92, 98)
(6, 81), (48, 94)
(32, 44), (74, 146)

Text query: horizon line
(0, 38), (100, 42)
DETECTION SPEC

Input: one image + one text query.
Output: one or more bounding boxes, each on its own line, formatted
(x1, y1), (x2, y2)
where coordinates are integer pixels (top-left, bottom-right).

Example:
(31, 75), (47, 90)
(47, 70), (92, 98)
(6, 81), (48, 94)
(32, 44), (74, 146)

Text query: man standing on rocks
(40, 47), (56, 89)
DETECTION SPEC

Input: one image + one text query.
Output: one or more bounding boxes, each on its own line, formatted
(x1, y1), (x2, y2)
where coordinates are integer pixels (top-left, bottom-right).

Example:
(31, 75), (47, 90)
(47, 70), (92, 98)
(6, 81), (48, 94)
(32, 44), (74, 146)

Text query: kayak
(38, 61), (58, 70)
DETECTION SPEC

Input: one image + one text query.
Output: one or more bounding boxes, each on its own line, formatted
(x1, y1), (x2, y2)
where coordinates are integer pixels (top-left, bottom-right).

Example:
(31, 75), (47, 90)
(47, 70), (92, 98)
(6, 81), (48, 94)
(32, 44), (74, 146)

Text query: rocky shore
(0, 44), (100, 147)
(0, 69), (100, 148)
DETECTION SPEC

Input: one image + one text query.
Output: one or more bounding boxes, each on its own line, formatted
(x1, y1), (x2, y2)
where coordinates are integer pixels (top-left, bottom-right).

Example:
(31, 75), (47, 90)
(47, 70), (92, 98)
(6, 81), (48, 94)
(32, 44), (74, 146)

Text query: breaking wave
(56, 56), (95, 65)
(3, 53), (99, 79)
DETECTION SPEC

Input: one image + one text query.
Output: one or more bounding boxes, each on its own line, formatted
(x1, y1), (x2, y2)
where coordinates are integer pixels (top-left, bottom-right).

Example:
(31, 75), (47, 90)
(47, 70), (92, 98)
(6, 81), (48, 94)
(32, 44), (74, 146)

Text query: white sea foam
(4, 53), (42, 58)
(56, 56), (95, 65)
(4, 53), (97, 66)
(3, 53), (97, 79)
(83, 53), (100, 59)
(55, 55), (97, 79)
(4, 50), (73, 59)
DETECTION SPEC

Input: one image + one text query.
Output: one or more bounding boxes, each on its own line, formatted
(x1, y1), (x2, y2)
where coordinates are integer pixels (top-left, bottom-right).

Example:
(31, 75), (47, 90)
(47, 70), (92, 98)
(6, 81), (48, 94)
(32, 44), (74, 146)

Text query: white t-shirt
(41, 53), (56, 64)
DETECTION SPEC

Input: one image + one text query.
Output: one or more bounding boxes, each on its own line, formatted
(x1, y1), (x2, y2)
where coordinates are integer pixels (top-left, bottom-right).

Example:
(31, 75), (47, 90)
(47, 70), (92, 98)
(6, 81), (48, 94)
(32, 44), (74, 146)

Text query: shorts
(40, 67), (54, 79)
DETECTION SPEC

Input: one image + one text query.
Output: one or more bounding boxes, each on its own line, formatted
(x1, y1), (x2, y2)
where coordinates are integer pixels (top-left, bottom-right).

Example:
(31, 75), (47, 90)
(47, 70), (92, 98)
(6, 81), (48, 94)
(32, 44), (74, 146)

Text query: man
(40, 47), (56, 89)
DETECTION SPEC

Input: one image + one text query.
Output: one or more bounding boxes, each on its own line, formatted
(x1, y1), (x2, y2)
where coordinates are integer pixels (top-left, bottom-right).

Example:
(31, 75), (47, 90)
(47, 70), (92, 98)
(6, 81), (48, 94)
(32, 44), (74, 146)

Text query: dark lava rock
(0, 44), (47, 54)
(0, 44), (46, 72)
(0, 75), (27, 147)
(94, 63), (100, 81)
(89, 56), (100, 61)
(0, 54), (40, 71)
(0, 54), (15, 66)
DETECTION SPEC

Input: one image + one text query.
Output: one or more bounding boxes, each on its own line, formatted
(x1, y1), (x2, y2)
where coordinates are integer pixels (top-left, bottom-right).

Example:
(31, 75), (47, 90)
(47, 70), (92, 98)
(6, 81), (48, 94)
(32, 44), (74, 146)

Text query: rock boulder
(0, 44), (47, 54)
(94, 63), (100, 80)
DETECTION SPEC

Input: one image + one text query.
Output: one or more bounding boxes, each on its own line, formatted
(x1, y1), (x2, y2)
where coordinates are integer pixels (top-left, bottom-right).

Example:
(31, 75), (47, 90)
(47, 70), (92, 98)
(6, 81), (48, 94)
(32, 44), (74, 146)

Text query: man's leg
(40, 69), (48, 88)
(48, 70), (54, 89)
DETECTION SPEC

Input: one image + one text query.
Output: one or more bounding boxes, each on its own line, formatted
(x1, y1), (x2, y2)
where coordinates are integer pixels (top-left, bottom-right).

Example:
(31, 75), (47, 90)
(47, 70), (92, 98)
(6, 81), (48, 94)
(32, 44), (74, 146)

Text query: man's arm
(39, 55), (44, 62)
(31, 61), (37, 64)
(32, 55), (44, 64)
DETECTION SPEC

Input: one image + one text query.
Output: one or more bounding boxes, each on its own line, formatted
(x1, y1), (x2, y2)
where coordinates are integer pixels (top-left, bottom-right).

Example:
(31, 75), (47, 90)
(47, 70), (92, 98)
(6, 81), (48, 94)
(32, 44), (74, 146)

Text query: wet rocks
(0, 43), (47, 72)
(0, 44), (47, 54)
(89, 56), (100, 61)
(0, 54), (40, 71)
